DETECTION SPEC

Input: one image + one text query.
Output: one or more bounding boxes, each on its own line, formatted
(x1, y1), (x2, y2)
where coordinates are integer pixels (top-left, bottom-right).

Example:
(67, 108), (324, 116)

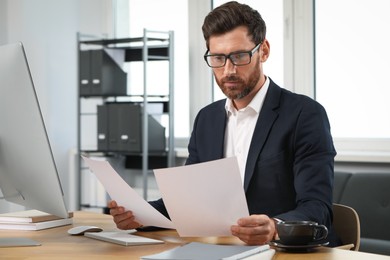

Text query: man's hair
(202, 1), (266, 50)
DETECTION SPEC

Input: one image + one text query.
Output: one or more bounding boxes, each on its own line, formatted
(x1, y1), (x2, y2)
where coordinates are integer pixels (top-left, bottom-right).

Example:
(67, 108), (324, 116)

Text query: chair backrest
(332, 203), (360, 251)
(339, 172), (390, 241)
(333, 171), (352, 203)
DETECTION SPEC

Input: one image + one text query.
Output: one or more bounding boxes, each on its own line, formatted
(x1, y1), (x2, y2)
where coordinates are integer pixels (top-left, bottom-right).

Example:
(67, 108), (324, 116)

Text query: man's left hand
(231, 214), (277, 245)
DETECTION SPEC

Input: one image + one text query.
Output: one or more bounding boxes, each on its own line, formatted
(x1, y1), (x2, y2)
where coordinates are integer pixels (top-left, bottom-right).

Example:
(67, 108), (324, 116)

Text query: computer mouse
(67, 225), (103, 235)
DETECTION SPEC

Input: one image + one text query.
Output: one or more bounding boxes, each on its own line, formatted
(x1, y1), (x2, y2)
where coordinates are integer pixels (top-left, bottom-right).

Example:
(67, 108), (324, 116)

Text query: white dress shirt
(224, 77), (270, 183)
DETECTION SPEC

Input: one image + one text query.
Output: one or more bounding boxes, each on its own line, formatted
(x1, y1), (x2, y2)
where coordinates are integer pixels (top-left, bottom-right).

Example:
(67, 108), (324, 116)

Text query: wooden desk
(1, 211), (389, 260)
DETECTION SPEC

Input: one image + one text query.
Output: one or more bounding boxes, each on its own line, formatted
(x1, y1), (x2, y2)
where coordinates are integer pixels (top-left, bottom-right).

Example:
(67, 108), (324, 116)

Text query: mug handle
(314, 225), (328, 241)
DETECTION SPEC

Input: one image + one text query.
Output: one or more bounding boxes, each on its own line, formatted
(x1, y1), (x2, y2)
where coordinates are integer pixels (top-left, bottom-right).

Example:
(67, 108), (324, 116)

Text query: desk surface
(0, 211), (389, 260)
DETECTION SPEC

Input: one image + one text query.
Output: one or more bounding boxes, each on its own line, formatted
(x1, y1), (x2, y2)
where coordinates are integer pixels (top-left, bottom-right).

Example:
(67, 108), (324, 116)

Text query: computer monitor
(0, 42), (69, 218)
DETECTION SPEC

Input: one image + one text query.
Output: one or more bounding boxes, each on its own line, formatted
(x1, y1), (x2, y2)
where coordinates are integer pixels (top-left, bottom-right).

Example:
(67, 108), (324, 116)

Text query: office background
(0, 0), (115, 212)
(0, 0), (389, 214)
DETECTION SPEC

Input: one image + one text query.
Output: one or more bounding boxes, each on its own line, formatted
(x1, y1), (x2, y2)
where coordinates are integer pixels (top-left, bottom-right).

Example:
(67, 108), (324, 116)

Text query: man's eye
(212, 56), (225, 62)
(231, 53), (247, 60)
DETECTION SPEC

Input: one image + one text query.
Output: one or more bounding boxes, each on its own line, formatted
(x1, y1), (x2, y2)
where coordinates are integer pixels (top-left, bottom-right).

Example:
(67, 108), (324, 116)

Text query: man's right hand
(107, 200), (142, 230)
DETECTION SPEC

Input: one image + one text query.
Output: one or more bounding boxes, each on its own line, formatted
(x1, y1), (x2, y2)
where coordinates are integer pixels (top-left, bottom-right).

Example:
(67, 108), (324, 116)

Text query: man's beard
(216, 59), (261, 100)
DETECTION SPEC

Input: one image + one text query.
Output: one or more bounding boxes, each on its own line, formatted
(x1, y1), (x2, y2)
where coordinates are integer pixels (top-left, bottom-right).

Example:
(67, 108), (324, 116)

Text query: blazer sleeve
(273, 96), (336, 227)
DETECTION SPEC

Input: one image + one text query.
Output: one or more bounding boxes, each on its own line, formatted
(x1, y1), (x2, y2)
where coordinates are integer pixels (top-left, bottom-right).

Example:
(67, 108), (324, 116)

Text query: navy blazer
(150, 78), (338, 245)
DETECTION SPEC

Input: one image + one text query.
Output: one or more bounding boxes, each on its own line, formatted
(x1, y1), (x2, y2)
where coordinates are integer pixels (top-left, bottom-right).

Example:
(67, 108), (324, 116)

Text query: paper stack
(0, 210), (73, 230)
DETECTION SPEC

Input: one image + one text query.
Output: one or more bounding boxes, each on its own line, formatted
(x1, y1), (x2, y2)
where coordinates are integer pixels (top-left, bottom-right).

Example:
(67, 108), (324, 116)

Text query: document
(82, 156), (174, 229)
(154, 157), (249, 237)
(82, 156), (249, 237)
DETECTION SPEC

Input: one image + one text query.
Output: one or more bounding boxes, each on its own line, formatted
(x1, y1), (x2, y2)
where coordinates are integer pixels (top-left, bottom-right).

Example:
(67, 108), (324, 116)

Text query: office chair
(333, 203), (360, 251)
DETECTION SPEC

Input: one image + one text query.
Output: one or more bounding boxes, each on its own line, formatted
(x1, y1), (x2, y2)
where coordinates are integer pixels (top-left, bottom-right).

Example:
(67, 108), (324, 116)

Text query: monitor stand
(0, 237), (41, 247)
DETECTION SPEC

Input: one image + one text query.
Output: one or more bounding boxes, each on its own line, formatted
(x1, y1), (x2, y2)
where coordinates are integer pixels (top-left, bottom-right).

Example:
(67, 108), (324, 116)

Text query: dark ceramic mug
(276, 220), (328, 245)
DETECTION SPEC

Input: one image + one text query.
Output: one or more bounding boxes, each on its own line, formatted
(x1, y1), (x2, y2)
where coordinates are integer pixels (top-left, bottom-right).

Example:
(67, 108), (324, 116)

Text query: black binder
(97, 103), (166, 153)
(115, 103), (141, 152)
(97, 105), (109, 151)
(79, 49), (127, 96)
(79, 51), (91, 96)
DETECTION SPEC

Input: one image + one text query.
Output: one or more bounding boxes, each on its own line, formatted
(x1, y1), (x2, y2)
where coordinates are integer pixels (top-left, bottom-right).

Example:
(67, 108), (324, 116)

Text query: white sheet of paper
(154, 157), (249, 237)
(82, 156), (174, 229)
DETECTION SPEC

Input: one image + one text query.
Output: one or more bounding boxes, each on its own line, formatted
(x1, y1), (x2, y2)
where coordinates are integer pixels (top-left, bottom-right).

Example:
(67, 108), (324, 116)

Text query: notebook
(0, 217), (73, 230)
(0, 210), (73, 223)
(141, 242), (271, 260)
(84, 231), (164, 246)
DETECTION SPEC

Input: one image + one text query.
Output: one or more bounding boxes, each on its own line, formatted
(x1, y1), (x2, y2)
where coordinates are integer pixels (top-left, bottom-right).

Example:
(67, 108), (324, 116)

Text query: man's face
(208, 26), (266, 102)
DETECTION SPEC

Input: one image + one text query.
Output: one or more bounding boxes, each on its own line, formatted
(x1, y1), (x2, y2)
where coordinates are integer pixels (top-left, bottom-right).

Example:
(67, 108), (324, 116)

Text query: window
(315, 0), (390, 161)
(315, 0), (390, 139)
(115, 1), (390, 162)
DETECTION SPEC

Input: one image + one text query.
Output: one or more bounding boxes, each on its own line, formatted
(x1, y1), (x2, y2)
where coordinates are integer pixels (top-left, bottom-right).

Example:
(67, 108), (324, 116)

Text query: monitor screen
(0, 42), (69, 218)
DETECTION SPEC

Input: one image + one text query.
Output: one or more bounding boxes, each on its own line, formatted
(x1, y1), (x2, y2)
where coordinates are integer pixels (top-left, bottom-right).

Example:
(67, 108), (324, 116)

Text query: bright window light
(316, 0), (390, 138)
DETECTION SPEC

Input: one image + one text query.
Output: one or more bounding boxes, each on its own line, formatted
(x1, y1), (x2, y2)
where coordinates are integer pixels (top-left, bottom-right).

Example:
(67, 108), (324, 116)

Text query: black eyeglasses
(204, 43), (261, 68)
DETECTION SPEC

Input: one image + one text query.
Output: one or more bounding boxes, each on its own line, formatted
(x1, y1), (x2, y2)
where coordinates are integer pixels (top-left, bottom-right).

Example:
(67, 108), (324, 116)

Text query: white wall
(188, 0), (213, 129)
(0, 2), (7, 44)
(0, 0), (114, 212)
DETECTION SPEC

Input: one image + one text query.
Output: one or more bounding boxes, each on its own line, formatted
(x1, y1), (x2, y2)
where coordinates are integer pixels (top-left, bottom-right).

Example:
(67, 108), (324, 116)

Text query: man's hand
(231, 214), (277, 245)
(107, 200), (142, 230)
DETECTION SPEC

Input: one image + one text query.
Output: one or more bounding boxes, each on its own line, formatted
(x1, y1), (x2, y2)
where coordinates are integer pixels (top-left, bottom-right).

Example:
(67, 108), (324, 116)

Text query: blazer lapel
(212, 101), (228, 159)
(243, 80), (281, 191)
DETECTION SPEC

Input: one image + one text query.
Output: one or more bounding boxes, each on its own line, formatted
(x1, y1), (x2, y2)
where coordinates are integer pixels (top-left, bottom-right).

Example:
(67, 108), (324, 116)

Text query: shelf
(80, 36), (170, 62)
(79, 37), (168, 46)
(77, 30), (175, 207)
(79, 94), (170, 99)
(80, 149), (168, 156)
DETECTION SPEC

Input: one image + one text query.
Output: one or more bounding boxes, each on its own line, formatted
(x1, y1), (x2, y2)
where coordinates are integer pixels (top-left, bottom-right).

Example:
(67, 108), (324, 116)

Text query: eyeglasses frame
(203, 42), (262, 68)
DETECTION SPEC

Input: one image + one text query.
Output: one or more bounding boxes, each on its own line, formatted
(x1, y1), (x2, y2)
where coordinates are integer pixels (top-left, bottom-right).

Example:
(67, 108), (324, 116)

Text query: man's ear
(260, 39), (270, 62)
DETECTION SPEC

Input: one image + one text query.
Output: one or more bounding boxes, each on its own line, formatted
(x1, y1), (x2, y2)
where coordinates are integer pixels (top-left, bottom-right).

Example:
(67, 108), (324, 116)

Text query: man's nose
(223, 58), (237, 76)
